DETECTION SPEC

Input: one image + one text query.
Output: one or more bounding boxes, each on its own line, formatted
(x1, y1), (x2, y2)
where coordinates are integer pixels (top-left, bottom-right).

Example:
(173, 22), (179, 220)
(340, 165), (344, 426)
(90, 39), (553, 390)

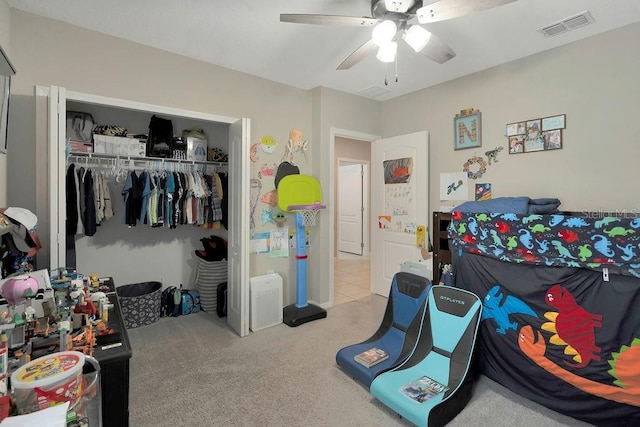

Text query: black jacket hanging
(66, 164), (78, 235)
(84, 169), (97, 236)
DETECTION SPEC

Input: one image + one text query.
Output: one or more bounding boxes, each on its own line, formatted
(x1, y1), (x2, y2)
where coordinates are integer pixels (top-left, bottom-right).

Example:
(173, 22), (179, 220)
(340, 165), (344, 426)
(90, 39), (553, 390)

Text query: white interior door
(371, 131), (428, 297)
(38, 85), (67, 271)
(338, 162), (363, 255)
(227, 118), (250, 336)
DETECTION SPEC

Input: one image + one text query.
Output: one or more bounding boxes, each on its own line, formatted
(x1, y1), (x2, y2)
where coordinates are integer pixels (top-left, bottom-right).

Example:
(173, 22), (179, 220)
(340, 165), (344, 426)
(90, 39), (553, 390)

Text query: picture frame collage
(506, 114), (565, 154)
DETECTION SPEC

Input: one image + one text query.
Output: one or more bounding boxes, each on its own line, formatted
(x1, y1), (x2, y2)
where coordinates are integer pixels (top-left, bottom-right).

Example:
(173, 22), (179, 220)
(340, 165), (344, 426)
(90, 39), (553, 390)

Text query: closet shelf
(68, 151), (227, 167)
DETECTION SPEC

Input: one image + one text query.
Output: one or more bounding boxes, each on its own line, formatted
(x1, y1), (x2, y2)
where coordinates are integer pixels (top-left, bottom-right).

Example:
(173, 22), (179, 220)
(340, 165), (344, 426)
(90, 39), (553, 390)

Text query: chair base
(283, 303), (327, 327)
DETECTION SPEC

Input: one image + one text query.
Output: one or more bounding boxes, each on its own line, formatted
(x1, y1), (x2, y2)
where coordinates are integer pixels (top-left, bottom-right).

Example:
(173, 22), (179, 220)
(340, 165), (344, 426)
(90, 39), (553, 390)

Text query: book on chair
(399, 376), (449, 403)
(354, 347), (389, 368)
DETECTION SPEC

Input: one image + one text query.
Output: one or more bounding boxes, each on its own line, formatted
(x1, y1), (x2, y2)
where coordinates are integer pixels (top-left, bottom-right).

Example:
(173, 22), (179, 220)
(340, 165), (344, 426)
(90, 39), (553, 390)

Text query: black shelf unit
(432, 211), (452, 285)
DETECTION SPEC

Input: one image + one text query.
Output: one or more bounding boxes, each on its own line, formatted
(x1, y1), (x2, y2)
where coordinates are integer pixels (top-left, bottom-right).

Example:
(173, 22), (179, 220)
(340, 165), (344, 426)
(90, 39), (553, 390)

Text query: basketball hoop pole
(283, 203), (327, 327)
(294, 211), (308, 308)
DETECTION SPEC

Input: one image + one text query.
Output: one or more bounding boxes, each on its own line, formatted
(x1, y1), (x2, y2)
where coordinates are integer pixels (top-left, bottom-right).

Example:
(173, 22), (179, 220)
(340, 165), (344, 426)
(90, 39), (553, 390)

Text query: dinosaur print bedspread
(448, 211), (640, 277)
(452, 250), (640, 426)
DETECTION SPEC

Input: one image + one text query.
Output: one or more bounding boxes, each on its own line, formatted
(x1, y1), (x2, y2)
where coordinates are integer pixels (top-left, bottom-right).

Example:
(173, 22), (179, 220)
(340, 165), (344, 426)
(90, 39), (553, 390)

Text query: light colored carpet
(127, 295), (591, 426)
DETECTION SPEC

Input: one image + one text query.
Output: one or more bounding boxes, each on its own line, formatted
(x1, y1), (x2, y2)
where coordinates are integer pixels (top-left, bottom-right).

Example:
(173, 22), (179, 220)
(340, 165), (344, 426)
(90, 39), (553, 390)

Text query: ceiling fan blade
(337, 39), (378, 70)
(280, 14), (377, 26)
(421, 33), (456, 64)
(417, 0), (516, 24)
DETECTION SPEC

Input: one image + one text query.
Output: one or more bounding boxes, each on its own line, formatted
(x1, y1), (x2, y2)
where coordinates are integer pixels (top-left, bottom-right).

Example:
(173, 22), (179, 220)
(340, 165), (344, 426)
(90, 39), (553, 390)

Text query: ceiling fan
(281, 0), (516, 70)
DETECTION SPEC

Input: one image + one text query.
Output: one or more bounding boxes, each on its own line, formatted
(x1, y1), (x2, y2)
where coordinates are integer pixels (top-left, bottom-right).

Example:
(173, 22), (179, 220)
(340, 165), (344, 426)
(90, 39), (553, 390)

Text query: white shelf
(68, 151), (227, 167)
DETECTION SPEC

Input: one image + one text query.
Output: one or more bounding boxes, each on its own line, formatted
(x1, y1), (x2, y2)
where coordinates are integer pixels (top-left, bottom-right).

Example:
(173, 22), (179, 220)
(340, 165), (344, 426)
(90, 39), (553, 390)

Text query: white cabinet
(36, 86), (251, 336)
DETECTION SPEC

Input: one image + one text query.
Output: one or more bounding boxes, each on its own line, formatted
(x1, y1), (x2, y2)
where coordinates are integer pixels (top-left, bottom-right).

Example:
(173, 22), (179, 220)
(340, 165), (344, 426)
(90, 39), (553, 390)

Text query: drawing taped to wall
(378, 215), (392, 229)
(475, 183), (492, 201)
(440, 172), (468, 201)
(383, 157), (413, 184)
(269, 228), (288, 258)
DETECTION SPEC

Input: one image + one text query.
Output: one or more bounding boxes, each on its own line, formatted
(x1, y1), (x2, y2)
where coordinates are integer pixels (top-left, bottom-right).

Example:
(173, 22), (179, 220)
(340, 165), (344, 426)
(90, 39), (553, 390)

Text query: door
(227, 118), (250, 336)
(338, 162), (363, 255)
(370, 131), (428, 297)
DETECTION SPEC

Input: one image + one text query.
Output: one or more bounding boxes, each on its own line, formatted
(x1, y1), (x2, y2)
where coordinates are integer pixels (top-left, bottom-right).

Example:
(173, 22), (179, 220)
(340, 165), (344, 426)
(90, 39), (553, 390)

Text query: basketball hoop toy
(277, 175), (327, 327)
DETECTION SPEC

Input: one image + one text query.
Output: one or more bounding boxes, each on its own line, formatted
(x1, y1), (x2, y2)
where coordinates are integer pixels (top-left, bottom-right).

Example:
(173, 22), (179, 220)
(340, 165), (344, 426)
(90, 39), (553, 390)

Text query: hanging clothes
(139, 171), (152, 225)
(83, 169), (97, 236)
(66, 156), (225, 233)
(66, 163), (79, 235)
(122, 170), (143, 227)
(219, 173), (229, 230)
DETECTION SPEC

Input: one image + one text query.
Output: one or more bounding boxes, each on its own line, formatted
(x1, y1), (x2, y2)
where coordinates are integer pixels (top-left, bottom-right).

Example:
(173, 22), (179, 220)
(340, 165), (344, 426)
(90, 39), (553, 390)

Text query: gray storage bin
(117, 281), (162, 328)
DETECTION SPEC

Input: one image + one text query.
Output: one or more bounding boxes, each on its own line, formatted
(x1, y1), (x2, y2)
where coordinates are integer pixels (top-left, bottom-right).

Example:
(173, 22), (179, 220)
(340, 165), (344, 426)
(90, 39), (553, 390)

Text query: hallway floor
(334, 251), (371, 305)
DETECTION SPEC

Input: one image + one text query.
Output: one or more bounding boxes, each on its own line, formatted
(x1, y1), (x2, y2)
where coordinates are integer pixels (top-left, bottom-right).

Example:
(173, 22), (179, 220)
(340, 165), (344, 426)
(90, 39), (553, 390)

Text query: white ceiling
(7, 0), (640, 100)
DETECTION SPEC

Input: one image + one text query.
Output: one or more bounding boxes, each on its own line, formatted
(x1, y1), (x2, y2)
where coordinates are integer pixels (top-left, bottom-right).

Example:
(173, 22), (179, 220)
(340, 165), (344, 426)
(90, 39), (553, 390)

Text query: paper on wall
(440, 172), (469, 201)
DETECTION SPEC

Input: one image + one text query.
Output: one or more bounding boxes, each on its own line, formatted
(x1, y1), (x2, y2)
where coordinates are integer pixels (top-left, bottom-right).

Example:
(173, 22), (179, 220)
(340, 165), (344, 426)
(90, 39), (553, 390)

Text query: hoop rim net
(288, 203), (325, 227)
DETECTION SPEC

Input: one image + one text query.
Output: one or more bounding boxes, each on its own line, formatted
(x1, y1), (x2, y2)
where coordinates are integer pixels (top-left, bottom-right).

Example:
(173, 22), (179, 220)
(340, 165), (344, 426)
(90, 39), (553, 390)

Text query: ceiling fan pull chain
(395, 52), (399, 83)
(384, 63), (388, 86)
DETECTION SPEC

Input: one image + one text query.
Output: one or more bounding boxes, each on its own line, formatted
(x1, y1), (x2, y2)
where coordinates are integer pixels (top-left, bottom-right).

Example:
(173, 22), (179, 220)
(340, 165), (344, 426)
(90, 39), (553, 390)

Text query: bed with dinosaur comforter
(448, 211), (640, 426)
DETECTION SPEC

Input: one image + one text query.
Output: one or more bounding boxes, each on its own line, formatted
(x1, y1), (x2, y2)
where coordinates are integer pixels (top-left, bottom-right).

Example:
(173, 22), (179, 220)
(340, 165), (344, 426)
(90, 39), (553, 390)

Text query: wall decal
(282, 128), (308, 164)
(260, 189), (278, 206)
(485, 146), (503, 165)
(260, 208), (275, 225)
(463, 155), (488, 180)
(250, 178), (262, 229)
(250, 142), (260, 162)
(260, 135), (278, 154)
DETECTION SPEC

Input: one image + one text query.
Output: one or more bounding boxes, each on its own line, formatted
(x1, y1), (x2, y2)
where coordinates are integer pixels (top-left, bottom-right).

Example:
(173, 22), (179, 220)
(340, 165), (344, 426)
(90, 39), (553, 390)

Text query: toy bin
(116, 281), (162, 328)
(10, 351), (101, 422)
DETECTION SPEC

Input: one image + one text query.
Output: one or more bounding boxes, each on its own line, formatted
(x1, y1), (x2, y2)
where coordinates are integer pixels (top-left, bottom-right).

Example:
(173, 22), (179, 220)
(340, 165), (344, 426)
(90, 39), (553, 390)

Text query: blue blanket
(453, 196), (560, 215)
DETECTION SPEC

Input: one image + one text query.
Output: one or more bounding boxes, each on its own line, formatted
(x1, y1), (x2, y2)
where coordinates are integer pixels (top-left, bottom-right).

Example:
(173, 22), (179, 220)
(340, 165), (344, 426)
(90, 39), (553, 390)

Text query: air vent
(358, 85), (392, 99)
(538, 10), (594, 37)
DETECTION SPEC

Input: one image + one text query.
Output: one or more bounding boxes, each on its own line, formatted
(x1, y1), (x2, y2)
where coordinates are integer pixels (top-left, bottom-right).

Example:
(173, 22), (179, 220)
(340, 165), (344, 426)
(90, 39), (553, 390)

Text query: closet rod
(67, 152), (227, 167)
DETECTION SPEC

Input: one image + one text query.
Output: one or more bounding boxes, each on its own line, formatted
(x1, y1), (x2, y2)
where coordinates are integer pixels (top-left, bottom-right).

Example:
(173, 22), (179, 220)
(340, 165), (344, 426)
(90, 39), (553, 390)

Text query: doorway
(333, 134), (375, 305)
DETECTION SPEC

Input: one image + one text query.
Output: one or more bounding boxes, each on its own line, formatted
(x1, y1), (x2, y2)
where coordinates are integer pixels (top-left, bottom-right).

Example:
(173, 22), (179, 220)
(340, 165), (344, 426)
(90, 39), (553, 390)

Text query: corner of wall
(0, 0), (10, 207)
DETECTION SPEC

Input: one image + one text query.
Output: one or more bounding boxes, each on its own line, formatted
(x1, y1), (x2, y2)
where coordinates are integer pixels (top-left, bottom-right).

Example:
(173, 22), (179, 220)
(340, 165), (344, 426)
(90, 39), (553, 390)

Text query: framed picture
(505, 114), (565, 154)
(508, 135), (524, 154)
(543, 129), (562, 150)
(542, 114), (566, 131)
(505, 121), (525, 137)
(454, 112), (481, 150)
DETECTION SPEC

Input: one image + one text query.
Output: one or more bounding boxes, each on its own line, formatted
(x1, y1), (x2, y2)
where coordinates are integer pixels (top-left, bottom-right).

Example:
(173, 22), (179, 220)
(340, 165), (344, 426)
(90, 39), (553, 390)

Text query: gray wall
(380, 22), (640, 217)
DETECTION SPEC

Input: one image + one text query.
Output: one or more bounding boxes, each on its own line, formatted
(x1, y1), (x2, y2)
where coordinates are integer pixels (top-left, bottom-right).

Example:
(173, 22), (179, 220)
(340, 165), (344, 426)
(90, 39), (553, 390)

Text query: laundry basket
(195, 259), (227, 312)
(117, 281), (162, 328)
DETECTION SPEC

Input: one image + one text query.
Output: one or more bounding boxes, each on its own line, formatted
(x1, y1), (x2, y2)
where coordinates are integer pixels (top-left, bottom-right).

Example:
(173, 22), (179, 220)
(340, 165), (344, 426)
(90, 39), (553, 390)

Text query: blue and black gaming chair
(335, 272), (431, 389)
(370, 285), (482, 427)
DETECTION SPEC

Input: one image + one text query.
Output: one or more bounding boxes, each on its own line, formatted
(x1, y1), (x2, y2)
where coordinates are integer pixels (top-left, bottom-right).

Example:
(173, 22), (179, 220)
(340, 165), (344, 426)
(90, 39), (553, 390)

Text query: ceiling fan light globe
(376, 41), (398, 63)
(372, 20), (397, 46)
(403, 25), (431, 52)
